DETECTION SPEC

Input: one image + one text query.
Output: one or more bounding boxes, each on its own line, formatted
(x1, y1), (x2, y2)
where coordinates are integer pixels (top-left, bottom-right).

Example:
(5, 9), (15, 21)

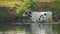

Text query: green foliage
(28, 0), (37, 10)
(29, 1), (37, 10)
(17, 6), (27, 17)
(17, 0), (37, 17)
(56, 0), (60, 19)
(20, 6), (26, 14)
(24, 0), (32, 4)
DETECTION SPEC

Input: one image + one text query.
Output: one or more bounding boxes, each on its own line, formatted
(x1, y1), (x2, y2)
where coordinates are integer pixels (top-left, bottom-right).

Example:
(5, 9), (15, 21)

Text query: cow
(23, 11), (52, 23)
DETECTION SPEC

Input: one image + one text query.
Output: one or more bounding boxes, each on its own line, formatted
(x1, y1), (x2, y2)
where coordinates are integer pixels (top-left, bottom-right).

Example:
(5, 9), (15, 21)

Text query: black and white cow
(23, 11), (52, 23)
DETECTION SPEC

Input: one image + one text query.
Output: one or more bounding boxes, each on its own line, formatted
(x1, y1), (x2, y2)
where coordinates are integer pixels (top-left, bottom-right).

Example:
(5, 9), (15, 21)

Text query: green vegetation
(56, 0), (60, 19)
(0, 0), (59, 22)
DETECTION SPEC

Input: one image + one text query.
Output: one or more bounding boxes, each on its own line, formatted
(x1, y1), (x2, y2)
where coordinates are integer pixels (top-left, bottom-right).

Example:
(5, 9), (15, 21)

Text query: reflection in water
(31, 23), (52, 34)
(0, 24), (52, 34)
(0, 31), (26, 34)
(0, 24), (32, 34)
(31, 23), (46, 34)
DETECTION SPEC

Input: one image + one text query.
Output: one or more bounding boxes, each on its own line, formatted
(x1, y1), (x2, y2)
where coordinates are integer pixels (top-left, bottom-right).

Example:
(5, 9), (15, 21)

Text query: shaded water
(0, 24), (32, 34)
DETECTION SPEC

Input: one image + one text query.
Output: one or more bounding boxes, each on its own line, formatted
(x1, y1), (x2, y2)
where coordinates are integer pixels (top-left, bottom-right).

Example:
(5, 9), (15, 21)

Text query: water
(31, 23), (52, 34)
(0, 24), (32, 34)
(0, 23), (52, 34)
(31, 23), (46, 34)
